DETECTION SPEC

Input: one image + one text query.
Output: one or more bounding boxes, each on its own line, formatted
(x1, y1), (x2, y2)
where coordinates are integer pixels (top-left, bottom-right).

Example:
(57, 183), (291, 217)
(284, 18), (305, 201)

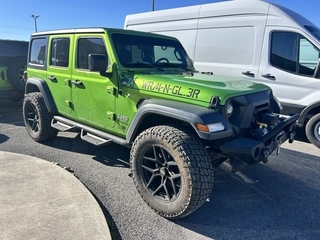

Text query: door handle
(48, 75), (57, 82)
(242, 71), (255, 77)
(261, 73), (276, 80)
(71, 80), (83, 86)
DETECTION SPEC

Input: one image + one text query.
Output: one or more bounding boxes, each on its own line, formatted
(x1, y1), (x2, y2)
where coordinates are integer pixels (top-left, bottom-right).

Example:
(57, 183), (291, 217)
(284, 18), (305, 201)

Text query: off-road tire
(23, 92), (58, 142)
(7, 57), (27, 93)
(130, 125), (214, 219)
(306, 113), (320, 148)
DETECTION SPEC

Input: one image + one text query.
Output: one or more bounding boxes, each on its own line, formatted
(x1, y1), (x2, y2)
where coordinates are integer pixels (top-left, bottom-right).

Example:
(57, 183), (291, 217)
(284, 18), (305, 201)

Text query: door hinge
(106, 86), (116, 95)
(107, 111), (116, 121)
(64, 79), (71, 87)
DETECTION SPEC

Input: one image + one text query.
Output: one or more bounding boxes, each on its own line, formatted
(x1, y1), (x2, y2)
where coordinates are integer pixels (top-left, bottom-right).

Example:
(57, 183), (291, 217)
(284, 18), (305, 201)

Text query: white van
(124, 0), (320, 148)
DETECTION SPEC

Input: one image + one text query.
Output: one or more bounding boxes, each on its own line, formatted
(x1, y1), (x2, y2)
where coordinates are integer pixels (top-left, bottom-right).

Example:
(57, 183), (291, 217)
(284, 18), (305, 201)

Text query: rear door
(46, 35), (74, 116)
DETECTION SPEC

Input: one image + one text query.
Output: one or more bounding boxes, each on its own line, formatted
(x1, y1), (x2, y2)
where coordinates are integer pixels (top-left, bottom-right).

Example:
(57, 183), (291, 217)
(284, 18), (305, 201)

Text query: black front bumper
(220, 113), (299, 164)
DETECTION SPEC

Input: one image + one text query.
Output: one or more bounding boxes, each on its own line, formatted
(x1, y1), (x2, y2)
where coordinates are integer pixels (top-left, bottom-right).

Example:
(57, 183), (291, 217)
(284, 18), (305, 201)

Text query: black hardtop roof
(30, 27), (177, 40)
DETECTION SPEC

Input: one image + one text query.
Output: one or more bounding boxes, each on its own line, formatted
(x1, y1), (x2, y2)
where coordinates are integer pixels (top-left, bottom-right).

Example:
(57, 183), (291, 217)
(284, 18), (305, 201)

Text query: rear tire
(306, 113), (320, 148)
(23, 92), (58, 142)
(130, 125), (214, 219)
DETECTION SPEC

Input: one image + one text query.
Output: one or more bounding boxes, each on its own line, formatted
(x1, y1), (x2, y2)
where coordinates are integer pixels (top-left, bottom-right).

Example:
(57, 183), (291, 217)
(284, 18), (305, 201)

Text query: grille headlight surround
(226, 102), (234, 117)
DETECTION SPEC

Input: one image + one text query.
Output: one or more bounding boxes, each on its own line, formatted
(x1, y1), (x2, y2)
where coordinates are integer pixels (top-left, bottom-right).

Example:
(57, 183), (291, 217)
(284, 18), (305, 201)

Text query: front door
(258, 29), (320, 112)
(71, 35), (116, 129)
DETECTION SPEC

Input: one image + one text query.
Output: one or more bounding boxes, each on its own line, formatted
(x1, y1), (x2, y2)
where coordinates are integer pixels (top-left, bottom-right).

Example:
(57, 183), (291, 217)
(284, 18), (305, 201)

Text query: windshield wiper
(131, 62), (164, 71)
(155, 62), (193, 72)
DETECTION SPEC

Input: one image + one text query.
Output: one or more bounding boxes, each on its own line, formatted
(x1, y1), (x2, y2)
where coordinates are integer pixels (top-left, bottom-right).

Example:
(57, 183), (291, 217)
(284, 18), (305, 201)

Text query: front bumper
(220, 113), (299, 164)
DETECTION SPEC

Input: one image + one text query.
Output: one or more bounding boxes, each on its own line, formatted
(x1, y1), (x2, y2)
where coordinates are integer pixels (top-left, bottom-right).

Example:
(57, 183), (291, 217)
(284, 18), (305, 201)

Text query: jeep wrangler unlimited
(23, 28), (298, 219)
(0, 39), (28, 101)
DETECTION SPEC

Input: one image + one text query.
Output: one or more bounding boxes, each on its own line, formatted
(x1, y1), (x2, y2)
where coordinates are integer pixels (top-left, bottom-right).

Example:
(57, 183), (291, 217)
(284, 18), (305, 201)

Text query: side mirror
(88, 54), (108, 72)
(313, 58), (320, 79)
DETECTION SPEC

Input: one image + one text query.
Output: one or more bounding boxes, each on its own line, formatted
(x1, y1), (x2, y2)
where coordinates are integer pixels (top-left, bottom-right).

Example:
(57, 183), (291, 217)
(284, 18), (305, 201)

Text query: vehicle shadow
(0, 133), (9, 144)
(0, 99), (24, 126)
(46, 132), (131, 168)
(172, 148), (320, 239)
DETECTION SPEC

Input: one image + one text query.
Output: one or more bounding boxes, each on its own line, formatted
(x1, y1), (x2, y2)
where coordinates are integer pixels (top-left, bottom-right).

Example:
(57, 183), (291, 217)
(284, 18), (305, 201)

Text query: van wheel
(305, 113), (320, 148)
(130, 125), (214, 219)
(23, 92), (58, 142)
(7, 57), (27, 93)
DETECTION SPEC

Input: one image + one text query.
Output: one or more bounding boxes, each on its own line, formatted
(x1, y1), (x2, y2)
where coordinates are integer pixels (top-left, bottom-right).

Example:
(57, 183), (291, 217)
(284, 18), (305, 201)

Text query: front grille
(227, 91), (272, 136)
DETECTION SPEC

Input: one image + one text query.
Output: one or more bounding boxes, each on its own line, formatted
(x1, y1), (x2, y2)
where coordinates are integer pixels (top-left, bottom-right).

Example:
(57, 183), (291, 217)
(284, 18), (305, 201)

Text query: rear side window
(50, 38), (70, 67)
(29, 38), (47, 65)
(271, 32), (320, 77)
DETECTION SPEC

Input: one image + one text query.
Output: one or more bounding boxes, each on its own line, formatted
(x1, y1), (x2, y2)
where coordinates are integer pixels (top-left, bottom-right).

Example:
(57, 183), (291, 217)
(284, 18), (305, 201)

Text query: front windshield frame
(111, 33), (193, 70)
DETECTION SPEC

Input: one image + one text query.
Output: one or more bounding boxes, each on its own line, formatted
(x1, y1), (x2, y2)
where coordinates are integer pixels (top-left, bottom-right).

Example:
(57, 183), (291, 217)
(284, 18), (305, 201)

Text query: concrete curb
(0, 151), (112, 240)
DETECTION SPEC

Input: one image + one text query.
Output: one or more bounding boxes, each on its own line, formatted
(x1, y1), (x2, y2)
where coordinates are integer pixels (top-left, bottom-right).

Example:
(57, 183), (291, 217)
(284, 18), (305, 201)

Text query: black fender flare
(25, 77), (57, 113)
(126, 98), (233, 142)
(298, 101), (320, 126)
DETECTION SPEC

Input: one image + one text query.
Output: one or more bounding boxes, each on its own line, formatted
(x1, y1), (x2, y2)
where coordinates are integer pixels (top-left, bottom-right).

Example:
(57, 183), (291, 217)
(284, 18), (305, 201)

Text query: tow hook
(274, 131), (284, 155)
(262, 148), (270, 163)
(288, 131), (295, 143)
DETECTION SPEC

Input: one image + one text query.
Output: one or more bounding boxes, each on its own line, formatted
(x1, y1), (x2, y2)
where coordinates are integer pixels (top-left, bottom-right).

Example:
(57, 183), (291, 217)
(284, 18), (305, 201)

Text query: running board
(51, 116), (130, 147)
(80, 129), (112, 146)
(51, 119), (75, 131)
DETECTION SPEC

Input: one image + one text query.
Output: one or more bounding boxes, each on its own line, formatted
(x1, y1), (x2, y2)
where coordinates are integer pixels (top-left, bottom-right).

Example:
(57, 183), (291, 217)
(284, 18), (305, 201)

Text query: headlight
(226, 102), (233, 117)
(195, 122), (225, 132)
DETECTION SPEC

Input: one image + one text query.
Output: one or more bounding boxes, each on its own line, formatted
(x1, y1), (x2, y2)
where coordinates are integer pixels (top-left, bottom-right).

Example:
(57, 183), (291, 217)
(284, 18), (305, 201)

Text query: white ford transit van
(124, 0), (320, 148)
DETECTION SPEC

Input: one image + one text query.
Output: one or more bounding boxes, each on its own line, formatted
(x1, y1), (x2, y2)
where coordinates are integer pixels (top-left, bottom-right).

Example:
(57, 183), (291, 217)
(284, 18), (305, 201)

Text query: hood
(130, 72), (270, 105)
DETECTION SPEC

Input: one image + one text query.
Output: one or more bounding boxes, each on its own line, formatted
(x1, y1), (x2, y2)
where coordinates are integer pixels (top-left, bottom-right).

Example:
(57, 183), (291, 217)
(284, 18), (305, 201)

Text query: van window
(29, 38), (47, 65)
(50, 38), (70, 68)
(271, 32), (320, 77)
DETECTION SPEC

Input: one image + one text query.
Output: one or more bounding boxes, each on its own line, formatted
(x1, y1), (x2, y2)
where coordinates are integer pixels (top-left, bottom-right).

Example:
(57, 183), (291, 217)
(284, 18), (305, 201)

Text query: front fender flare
(126, 99), (233, 142)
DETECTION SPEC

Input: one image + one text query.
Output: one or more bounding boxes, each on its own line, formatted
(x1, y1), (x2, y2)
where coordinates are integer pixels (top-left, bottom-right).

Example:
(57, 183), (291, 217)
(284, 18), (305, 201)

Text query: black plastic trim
(25, 77), (57, 113)
(126, 98), (233, 142)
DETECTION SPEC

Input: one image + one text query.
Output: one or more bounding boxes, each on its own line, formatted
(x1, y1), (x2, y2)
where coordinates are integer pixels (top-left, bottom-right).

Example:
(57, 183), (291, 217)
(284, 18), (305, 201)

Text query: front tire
(306, 113), (320, 148)
(23, 92), (58, 142)
(130, 125), (214, 219)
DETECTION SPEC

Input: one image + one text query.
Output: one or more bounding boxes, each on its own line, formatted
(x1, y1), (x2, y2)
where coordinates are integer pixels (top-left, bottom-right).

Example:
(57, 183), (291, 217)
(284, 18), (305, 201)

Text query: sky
(1, 0), (319, 41)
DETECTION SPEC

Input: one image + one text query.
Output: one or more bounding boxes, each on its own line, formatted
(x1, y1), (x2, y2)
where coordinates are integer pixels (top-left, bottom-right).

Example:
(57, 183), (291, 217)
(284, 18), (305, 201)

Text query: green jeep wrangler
(23, 28), (298, 219)
(0, 39), (28, 101)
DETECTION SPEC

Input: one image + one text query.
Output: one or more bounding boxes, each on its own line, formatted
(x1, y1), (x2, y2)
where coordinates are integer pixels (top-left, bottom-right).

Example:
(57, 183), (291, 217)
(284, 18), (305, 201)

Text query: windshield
(111, 33), (193, 70)
(304, 25), (320, 42)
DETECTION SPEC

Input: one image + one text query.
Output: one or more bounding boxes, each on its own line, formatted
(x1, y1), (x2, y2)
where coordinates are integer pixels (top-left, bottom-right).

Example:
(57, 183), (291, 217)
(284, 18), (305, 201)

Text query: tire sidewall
(306, 113), (320, 148)
(131, 127), (194, 216)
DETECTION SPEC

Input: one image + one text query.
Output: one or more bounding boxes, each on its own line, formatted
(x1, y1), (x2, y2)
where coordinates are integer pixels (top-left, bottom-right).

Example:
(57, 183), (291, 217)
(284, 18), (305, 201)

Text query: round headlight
(226, 103), (233, 117)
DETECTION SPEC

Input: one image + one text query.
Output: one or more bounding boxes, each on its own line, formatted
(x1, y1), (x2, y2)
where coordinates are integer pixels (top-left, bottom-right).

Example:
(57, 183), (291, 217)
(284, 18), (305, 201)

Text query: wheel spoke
(153, 145), (165, 165)
(152, 177), (164, 196)
(163, 178), (171, 201)
(146, 173), (161, 188)
(141, 164), (156, 174)
(167, 161), (178, 166)
(168, 175), (180, 197)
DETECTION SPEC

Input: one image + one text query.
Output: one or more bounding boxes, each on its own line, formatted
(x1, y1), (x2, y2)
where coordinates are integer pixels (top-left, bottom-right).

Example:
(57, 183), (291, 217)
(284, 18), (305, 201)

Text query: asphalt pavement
(0, 151), (112, 240)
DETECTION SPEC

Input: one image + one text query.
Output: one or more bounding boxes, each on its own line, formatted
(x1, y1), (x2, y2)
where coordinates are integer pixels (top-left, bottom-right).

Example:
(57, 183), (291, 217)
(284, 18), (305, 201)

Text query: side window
(50, 38), (70, 67)
(77, 37), (107, 70)
(271, 32), (320, 76)
(29, 38), (47, 65)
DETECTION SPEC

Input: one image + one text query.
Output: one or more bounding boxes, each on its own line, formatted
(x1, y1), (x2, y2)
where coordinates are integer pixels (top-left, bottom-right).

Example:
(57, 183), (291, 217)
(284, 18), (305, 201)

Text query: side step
(51, 119), (75, 131)
(80, 129), (112, 146)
